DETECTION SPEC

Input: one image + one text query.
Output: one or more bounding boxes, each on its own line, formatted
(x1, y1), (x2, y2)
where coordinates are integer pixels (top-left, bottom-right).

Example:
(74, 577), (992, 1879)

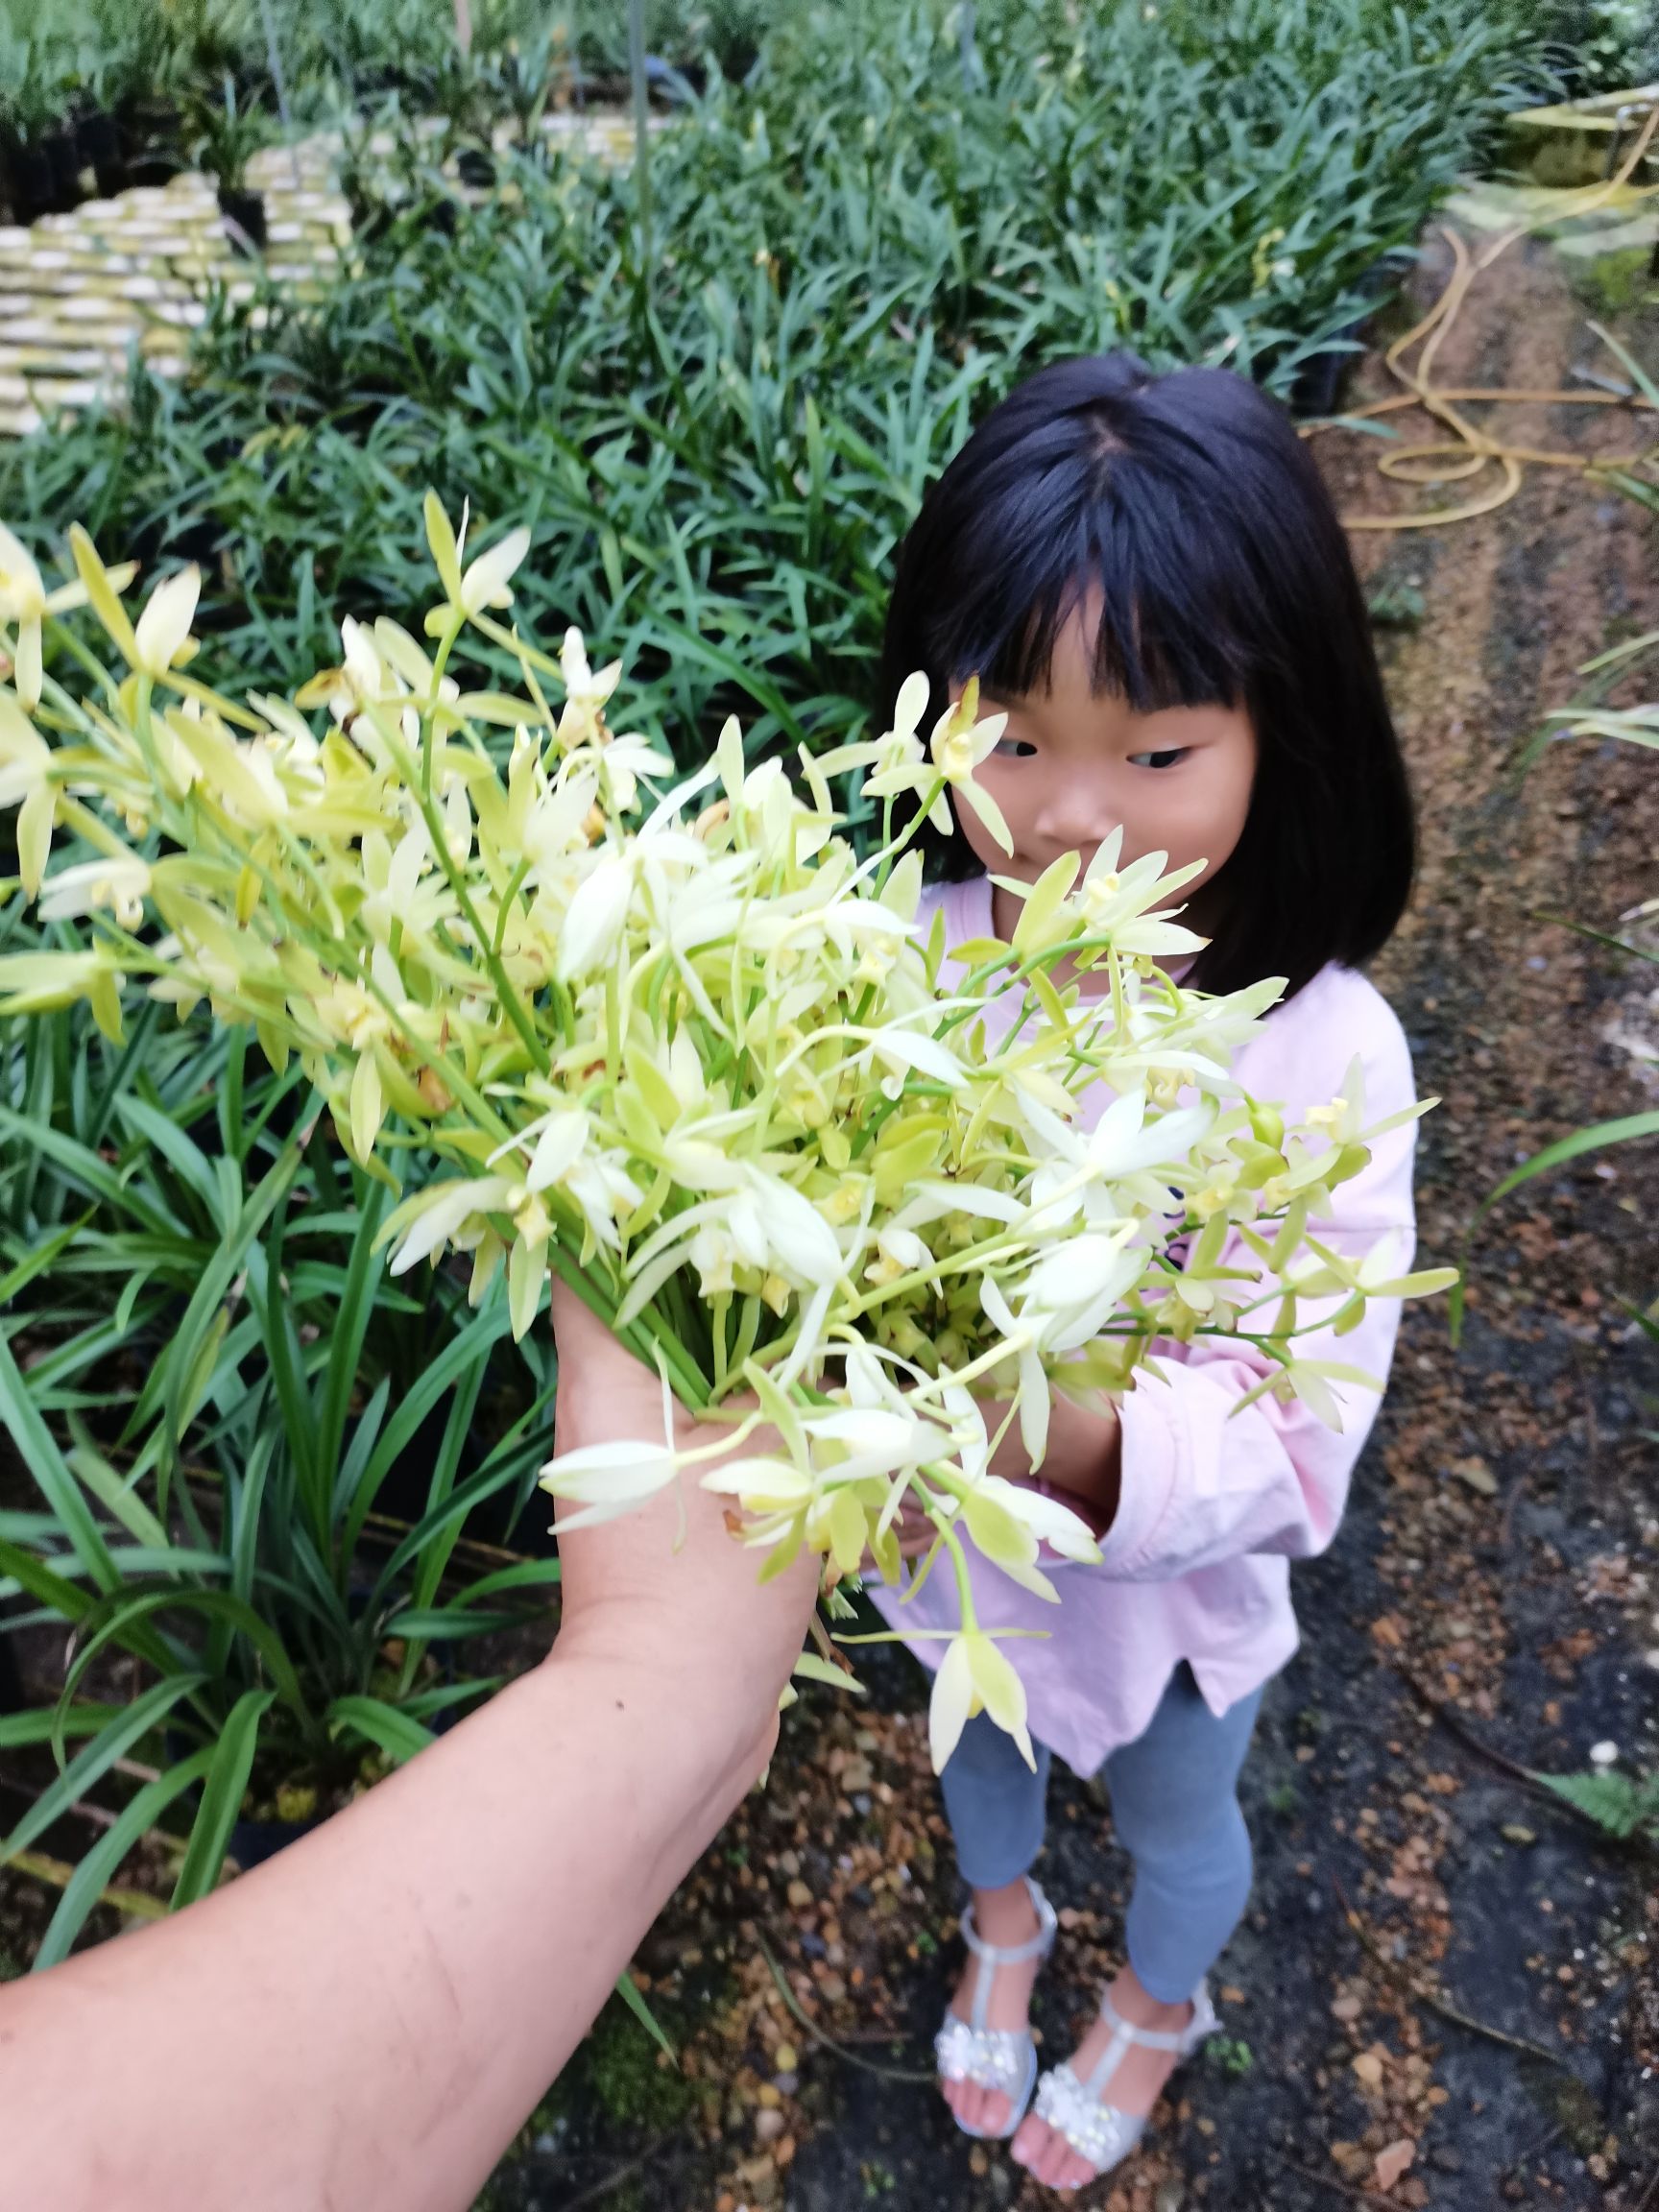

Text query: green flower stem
(159, 670), (270, 734)
(54, 794), (140, 863)
(38, 620), (121, 710)
(604, 958), (622, 1075)
(367, 700), (552, 1080)
(468, 609), (564, 682)
(546, 1240), (711, 1408)
(423, 613), (465, 798)
(491, 854), (534, 957)
(868, 770), (943, 901)
(939, 1517), (979, 1636)
(132, 672), (158, 789)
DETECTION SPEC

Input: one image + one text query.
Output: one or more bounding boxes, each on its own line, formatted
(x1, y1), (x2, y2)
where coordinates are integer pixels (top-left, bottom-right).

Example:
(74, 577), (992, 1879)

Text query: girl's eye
(1128, 747), (1189, 771)
(992, 736), (1038, 759)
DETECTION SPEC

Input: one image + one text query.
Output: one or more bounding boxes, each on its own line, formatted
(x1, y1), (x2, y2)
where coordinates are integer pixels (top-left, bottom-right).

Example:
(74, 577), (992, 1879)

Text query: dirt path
(488, 232), (1659, 2212)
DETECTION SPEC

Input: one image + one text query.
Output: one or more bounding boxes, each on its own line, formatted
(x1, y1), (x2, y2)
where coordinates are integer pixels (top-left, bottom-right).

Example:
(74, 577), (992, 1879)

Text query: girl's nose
(1034, 782), (1119, 854)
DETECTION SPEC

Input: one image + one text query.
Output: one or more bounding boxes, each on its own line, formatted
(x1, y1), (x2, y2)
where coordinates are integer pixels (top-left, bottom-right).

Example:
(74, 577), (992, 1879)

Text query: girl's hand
(547, 1277), (819, 1783)
(976, 1385), (1123, 1541)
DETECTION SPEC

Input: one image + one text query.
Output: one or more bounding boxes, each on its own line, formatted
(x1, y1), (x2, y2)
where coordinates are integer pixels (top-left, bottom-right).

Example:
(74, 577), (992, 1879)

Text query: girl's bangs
(975, 555), (1252, 718)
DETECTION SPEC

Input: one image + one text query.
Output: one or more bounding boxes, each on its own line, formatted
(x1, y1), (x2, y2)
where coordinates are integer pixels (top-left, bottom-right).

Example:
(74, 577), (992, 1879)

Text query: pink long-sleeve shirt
(869, 873), (1418, 1776)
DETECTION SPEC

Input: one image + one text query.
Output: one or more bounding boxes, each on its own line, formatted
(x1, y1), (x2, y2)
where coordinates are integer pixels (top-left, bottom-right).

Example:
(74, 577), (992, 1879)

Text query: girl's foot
(1012, 1966), (1215, 2191)
(934, 1876), (1057, 2139)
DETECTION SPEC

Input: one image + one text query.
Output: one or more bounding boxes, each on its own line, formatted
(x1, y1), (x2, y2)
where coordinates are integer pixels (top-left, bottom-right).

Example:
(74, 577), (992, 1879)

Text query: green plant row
(0, 958), (569, 1957)
(3, 0), (1562, 759)
(0, 0), (794, 150)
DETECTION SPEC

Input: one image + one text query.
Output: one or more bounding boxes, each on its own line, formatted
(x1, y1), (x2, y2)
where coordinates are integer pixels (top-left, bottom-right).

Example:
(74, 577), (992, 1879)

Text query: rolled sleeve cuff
(1094, 1366), (1182, 1577)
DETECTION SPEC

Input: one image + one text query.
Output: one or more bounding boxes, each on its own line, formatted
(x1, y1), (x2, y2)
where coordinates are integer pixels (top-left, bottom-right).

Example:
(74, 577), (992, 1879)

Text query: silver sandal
(933, 1875), (1059, 2141)
(1029, 1977), (1218, 2181)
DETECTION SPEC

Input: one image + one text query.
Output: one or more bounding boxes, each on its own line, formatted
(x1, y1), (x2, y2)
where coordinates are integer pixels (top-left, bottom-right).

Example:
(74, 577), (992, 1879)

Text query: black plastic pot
(1287, 262), (1395, 420)
(117, 96), (180, 161)
(1289, 338), (1358, 421)
(218, 184), (268, 253)
(40, 126), (84, 213)
(76, 109), (123, 198)
(122, 154), (183, 188)
(6, 142), (57, 225)
(0, 1618), (25, 1718)
(166, 1661), (463, 1875)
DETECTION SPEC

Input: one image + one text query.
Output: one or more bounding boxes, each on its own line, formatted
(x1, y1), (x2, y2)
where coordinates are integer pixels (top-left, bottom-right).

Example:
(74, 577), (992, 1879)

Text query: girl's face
(950, 593), (1258, 959)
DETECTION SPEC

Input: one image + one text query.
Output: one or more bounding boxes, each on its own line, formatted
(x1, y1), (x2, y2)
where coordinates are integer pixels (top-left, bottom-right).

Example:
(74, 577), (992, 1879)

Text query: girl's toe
(1010, 2112), (1046, 2168)
(1037, 2135), (1076, 2189)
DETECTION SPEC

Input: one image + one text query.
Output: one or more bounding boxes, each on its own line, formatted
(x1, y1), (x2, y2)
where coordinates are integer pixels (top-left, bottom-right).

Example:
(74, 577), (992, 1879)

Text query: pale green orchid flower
(0, 521), (100, 711)
(555, 849), (635, 981)
(930, 1628), (1036, 1773)
(132, 565), (202, 680)
(36, 853), (151, 930)
(379, 1172), (521, 1276)
(927, 677), (1013, 854)
(0, 691), (54, 894)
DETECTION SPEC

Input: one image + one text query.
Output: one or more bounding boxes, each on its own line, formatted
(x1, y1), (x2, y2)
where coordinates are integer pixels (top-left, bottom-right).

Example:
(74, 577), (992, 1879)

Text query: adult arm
(0, 1282), (816, 2212)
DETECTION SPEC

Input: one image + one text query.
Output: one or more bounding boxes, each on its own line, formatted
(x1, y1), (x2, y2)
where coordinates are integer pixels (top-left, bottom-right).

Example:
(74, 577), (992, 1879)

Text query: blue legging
(939, 1663), (1262, 2005)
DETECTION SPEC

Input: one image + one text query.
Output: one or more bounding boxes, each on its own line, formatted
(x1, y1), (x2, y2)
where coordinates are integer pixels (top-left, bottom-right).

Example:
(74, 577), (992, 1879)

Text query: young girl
(866, 352), (1419, 2191)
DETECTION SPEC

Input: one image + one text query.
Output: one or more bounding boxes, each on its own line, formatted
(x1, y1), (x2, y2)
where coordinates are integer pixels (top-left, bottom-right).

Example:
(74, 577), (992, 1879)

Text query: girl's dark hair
(877, 351), (1414, 1002)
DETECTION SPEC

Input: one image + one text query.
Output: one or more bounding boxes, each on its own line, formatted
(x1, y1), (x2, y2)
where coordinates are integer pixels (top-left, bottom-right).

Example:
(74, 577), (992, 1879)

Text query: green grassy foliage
(1, 0), (1560, 767)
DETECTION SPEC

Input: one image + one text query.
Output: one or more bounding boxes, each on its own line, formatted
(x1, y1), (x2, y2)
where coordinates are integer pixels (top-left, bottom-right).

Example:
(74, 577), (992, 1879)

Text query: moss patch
(1571, 246), (1658, 318)
(585, 1992), (701, 2129)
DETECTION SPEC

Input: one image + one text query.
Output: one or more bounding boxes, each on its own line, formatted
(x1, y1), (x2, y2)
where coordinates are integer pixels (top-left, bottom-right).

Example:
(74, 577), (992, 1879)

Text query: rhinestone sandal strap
(1032, 2063), (1144, 2172)
(935, 2015), (1034, 2102)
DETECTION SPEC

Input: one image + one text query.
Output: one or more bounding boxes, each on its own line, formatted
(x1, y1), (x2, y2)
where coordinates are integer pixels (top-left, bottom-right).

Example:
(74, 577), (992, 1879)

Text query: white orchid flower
(926, 678), (1013, 854)
(0, 690), (54, 894)
(36, 853), (151, 931)
(132, 565), (201, 680)
(1059, 828), (1210, 960)
(555, 850), (634, 981)
(539, 1335), (685, 1533)
(381, 1173), (519, 1275)
(459, 524), (531, 618)
(979, 1236), (1142, 1464)
(798, 1404), (956, 1485)
(565, 1151), (643, 1255)
(930, 1630), (1035, 1773)
(536, 1436), (682, 1531)
(0, 521), (130, 710)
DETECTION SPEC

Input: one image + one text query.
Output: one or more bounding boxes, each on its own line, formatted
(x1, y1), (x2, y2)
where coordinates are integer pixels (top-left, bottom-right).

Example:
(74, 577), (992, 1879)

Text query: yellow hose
(1302, 102), (1659, 531)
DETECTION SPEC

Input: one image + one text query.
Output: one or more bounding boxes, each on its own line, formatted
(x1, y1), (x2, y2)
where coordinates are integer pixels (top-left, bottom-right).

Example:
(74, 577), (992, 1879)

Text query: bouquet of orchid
(0, 500), (1451, 1770)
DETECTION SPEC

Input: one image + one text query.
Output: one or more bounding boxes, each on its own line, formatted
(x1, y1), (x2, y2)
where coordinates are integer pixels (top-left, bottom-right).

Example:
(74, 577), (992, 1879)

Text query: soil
(4, 225), (1657, 2211)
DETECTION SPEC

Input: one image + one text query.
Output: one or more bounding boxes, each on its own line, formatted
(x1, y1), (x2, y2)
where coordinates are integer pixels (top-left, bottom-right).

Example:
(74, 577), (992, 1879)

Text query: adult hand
(547, 1276), (820, 1789)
